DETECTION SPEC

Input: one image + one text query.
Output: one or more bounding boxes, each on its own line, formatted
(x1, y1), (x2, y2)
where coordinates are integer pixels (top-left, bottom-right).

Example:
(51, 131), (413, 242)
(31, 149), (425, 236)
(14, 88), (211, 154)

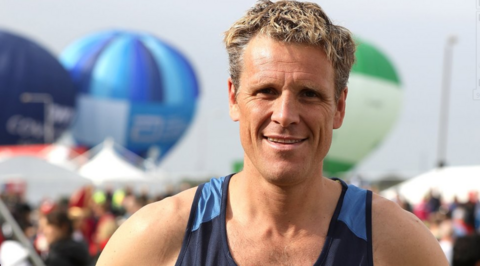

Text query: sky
(0, 0), (478, 181)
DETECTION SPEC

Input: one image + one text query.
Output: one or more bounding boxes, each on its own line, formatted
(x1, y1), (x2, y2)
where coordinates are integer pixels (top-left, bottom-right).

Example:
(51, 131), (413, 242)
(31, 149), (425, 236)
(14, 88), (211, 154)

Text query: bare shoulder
(371, 193), (448, 266)
(96, 187), (198, 266)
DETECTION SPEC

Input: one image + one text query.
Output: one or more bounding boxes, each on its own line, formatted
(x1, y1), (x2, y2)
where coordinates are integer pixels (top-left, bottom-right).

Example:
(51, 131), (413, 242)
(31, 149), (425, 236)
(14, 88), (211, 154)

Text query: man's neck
(227, 164), (341, 235)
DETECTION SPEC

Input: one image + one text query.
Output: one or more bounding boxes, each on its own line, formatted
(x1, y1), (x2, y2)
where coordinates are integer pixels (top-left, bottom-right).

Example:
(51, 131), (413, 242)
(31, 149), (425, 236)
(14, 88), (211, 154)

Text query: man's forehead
(240, 36), (335, 88)
(244, 35), (327, 59)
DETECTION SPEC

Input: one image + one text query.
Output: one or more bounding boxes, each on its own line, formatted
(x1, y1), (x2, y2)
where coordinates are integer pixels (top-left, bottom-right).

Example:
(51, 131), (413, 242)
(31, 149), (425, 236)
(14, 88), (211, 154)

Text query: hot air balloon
(0, 30), (77, 145)
(60, 30), (199, 162)
(324, 38), (402, 175)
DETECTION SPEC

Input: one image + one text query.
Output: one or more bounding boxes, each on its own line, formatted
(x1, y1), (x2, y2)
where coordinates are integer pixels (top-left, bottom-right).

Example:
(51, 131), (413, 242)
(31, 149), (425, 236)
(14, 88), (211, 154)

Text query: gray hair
(224, 0), (356, 100)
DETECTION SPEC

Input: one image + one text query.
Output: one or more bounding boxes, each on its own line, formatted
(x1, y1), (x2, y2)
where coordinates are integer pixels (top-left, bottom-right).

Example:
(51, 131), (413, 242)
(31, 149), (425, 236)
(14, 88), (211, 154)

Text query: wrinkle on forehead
(241, 36), (335, 91)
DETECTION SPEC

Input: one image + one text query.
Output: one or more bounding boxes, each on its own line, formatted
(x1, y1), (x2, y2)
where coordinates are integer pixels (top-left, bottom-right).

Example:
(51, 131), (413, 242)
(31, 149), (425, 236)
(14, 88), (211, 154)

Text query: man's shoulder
(96, 186), (198, 266)
(137, 186), (198, 226)
(131, 186), (198, 236)
(371, 193), (448, 266)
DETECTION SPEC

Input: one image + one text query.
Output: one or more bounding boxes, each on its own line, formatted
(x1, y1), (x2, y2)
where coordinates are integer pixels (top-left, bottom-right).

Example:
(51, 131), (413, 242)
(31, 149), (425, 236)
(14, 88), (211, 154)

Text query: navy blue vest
(175, 174), (374, 266)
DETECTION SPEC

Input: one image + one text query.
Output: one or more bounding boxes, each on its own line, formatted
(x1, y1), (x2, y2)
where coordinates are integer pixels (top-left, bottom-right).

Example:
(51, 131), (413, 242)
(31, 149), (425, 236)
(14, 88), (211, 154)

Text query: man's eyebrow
(249, 80), (280, 89)
(247, 74), (281, 87)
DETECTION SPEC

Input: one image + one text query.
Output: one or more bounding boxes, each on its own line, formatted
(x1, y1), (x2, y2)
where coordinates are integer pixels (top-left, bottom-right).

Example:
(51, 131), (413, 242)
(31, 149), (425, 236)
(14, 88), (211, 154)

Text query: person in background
(473, 191), (480, 234)
(449, 196), (460, 216)
(414, 195), (430, 221)
(452, 234), (480, 266)
(138, 187), (150, 205)
(34, 199), (58, 257)
(427, 189), (442, 214)
(41, 210), (90, 266)
(464, 192), (477, 233)
(452, 208), (473, 237)
(439, 220), (455, 265)
(90, 192), (117, 260)
(116, 195), (145, 226)
(69, 186), (96, 250)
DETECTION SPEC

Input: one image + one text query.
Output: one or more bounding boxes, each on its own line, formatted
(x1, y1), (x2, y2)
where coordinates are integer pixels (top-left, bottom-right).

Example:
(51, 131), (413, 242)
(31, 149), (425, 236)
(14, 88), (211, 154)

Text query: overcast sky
(0, 0), (478, 181)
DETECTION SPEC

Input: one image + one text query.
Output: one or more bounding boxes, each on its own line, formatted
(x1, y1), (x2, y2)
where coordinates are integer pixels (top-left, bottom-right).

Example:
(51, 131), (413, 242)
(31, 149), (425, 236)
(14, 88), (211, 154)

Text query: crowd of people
(0, 183), (191, 266)
(0, 181), (478, 265)
(392, 189), (480, 265)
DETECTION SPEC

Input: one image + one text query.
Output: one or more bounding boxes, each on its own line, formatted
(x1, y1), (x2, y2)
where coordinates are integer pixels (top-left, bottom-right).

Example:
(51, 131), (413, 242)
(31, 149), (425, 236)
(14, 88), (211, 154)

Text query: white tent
(0, 156), (92, 203)
(77, 141), (148, 186)
(381, 165), (480, 204)
(43, 144), (81, 171)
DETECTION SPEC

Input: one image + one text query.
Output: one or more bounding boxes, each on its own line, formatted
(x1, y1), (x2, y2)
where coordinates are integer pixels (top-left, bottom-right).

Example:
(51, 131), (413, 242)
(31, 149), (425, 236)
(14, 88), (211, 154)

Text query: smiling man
(97, 1), (448, 265)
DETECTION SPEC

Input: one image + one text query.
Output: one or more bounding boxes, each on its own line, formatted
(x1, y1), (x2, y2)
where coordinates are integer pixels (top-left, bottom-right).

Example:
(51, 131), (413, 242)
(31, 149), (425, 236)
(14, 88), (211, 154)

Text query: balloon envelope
(60, 30), (199, 161)
(0, 30), (77, 145)
(324, 38), (402, 175)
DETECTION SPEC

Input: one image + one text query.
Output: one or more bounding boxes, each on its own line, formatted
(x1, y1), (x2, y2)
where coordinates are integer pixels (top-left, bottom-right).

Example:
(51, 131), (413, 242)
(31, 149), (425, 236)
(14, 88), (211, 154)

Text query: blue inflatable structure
(60, 30), (199, 161)
(0, 30), (77, 145)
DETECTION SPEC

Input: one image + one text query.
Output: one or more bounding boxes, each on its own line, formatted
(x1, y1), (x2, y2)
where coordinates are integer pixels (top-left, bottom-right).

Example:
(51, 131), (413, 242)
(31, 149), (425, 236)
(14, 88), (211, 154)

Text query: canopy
(0, 156), (92, 203)
(381, 165), (480, 204)
(77, 141), (147, 186)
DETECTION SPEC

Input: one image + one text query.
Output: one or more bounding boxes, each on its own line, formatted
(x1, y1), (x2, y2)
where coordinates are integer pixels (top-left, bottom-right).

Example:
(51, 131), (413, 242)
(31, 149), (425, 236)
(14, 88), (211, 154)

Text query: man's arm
(372, 194), (448, 266)
(96, 187), (197, 266)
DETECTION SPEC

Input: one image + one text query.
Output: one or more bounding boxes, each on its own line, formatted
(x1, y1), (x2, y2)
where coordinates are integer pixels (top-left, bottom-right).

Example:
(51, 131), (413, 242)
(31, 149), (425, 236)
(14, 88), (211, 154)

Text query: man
(97, 1), (448, 265)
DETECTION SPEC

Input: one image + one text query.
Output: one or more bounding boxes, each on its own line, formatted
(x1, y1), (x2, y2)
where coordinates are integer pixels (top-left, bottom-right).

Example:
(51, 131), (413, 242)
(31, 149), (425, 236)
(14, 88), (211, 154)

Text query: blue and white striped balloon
(60, 30), (199, 161)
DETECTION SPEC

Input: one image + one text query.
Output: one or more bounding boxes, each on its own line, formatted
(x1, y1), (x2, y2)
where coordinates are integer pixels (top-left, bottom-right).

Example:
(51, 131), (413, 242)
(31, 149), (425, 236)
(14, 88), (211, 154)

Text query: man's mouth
(264, 136), (306, 144)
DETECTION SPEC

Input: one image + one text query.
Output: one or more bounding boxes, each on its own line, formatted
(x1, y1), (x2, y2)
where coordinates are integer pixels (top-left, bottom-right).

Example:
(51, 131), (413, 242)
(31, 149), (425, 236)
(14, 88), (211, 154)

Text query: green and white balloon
(324, 38), (402, 175)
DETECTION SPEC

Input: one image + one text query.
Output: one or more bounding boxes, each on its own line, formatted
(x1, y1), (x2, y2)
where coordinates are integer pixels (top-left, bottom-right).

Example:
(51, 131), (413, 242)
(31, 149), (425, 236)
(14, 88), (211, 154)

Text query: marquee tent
(381, 165), (480, 204)
(77, 141), (148, 186)
(0, 156), (92, 203)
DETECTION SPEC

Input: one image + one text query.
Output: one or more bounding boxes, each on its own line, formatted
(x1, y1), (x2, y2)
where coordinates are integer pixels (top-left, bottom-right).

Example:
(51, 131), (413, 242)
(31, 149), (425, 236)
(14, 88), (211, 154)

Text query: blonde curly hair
(224, 0), (356, 100)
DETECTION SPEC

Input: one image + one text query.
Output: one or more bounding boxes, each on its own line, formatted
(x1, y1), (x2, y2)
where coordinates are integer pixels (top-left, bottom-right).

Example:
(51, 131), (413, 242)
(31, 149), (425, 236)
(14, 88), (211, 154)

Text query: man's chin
(259, 166), (312, 187)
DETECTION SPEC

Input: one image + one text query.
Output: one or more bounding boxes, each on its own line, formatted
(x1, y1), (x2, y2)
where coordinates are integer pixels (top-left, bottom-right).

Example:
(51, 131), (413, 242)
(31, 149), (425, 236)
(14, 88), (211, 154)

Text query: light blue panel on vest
(192, 176), (226, 232)
(337, 185), (367, 241)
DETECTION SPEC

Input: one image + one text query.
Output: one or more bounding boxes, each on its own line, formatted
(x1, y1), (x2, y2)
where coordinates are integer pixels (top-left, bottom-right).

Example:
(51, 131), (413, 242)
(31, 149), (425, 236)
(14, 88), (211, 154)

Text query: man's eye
(301, 90), (318, 98)
(257, 88), (275, 95)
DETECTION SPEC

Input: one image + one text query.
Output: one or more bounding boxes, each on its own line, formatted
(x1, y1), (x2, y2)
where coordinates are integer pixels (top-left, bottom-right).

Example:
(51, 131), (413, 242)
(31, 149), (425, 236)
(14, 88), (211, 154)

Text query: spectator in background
(439, 220), (455, 265)
(464, 192), (477, 233)
(452, 234), (480, 266)
(452, 208), (472, 237)
(427, 189), (442, 214)
(35, 199), (58, 257)
(414, 195), (430, 221)
(68, 207), (87, 243)
(449, 196), (460, 216)
(474, 192), (480, 232)
(117, 195), (145, 226)
(90, 192), (117, 260)
(429, 213), (445, 240)
(13, 203), (34, 240)
(138, 187), (150, 205)
(104, 186), (114, 212)
(69, 186), (95, 251)
(41, 210), (90, 266)
(394, 194), (412, 213)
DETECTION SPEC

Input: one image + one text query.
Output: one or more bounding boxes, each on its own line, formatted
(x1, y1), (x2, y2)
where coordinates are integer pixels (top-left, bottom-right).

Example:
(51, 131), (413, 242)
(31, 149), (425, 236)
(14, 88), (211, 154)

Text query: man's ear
(228, 78), (240, 122)
(333, 87), (348, 129)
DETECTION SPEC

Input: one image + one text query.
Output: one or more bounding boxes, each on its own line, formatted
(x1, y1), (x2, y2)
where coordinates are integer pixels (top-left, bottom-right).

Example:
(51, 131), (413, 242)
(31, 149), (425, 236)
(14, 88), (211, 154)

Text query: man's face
(228, 36), (347, 185)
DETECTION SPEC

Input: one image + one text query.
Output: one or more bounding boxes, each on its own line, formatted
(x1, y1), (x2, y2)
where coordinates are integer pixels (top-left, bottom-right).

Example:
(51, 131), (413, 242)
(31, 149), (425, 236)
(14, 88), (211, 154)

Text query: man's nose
(271, 91), (300, 127)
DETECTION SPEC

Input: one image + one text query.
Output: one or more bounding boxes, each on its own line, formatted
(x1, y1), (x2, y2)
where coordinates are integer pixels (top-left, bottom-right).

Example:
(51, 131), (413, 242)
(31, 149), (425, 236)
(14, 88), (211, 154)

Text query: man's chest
(226, 226), (325, 266)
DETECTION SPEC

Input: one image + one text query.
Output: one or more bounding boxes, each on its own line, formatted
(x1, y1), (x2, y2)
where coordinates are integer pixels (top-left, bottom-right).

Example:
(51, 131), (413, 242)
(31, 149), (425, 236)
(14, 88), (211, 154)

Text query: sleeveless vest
(176, 174), (374, 266)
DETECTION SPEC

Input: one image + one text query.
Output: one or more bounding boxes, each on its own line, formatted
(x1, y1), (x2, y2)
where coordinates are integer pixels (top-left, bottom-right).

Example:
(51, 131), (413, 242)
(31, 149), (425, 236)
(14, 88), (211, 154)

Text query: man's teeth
(267, 137), (302, 144)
